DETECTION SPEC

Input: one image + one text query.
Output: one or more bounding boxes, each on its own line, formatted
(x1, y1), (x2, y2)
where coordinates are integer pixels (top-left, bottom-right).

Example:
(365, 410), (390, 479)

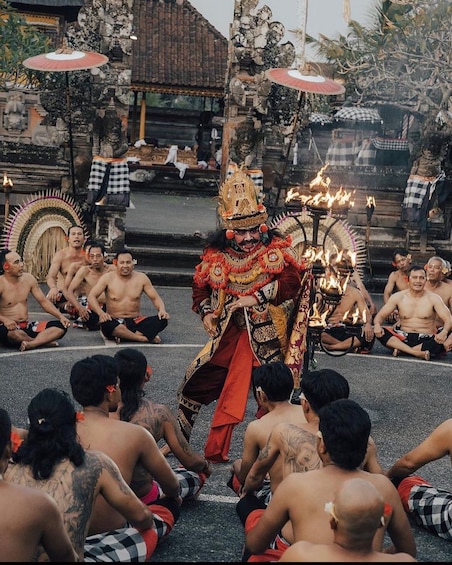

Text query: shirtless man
(5, 388), (160, 562)
(88, 249), (169, 344)
(0, 408), (79, 562)
(424, 256), (452, 352)
(279, 478), (416, 563)
(330, 250), (377, 318)
(238, 399), (416, 561)
(240, 368), (349, 498)
(373, 265), (452, 360)
(321, 254), (375, 353)
(65, 241), (114, 330)
(383, 249), (412, 323)
(0, 249), (70, 351)
(113, 348), (212, 503)
(229, 362), (307, 503)
(61, 239), (93, 318)
(46, 224), (87, 313)
(386, 418), (452, 541)
(240, 368), (381, 496)
(70, 354), (181, 536)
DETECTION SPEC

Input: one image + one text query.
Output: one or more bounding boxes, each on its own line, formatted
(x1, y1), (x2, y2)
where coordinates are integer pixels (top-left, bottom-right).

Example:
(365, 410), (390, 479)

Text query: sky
(189, 0), (379, 59)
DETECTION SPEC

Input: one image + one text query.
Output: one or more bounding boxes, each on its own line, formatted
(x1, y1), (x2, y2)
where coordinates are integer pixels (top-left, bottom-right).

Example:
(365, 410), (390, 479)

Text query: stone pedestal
(93, 204), (126, 253)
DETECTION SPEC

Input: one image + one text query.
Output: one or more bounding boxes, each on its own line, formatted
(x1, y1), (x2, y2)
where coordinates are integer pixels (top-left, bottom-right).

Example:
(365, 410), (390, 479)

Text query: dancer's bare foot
(152, 335), (162, 344)
(19, 340), (32, 351)
(392, 349), (399, 357)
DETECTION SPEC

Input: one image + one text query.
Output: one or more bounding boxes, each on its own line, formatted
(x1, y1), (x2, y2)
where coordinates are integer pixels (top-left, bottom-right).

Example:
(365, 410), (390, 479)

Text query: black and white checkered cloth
(154, 467), (204, 500)
(372, 137), (409, 151)
(334, 107), (382, 123)
(84, 498), (179, 561)
(84, 527), (148, 562)
(355, 139), (377, 166)
(408, 484), (452, 541)
(326, 140), (360, 166)
(402, 173), (445, 209)
(87, 156), (130, 195)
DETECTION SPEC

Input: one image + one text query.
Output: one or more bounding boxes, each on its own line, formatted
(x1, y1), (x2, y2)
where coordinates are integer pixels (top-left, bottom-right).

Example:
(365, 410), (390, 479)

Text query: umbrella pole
(65, 71), (77, 196)
(273, 91), (304, 213)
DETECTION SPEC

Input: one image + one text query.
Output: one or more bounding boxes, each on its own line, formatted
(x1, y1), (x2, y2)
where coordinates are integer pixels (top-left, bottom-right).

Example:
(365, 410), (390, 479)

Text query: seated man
(279, 478), (416, 563)
(320, 252), (375, 354)
(88, 249), (169, 344)
(228, 361), (307, 504)
(113, 348), (212, 502)
(424, 256), (452, 352)
(5, 388), (162, 562)
(0, 407), (78, 562)
(65, 241), (114, 331)
(69, 354), (181, 536)
(0, 249), (70, 351)
(239, 369), (382, 498)
(237, 399), (416, 562)
(383, 248), (412, 323)
(386, 418), (452, 541)
(46, 224), (87, 315)
(373, 265), (452, 360)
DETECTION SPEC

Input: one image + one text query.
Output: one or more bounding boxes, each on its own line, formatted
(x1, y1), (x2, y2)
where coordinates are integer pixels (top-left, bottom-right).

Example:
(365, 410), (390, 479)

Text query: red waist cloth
(204, 329), (259, 462)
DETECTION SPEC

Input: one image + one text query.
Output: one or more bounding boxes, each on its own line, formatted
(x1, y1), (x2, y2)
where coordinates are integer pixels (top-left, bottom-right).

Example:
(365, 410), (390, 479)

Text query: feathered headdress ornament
(217, 168), (268, 230)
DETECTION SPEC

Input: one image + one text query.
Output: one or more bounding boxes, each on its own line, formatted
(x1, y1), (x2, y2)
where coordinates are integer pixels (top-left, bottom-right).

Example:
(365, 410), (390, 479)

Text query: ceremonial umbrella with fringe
(266, 67), (345, 211)
(23, 46), (109, 195)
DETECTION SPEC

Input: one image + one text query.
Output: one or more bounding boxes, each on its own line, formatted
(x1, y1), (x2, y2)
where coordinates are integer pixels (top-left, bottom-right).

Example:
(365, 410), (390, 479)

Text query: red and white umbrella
(266, 68), (345, 96)
(23, 47), (108, 72)
(23, 46), (109, 195)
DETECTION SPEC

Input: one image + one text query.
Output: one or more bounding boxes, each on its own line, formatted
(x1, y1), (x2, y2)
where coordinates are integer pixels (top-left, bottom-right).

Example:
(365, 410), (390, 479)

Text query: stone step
(126, 244), (202, 270)
(140, 265), (195, 287)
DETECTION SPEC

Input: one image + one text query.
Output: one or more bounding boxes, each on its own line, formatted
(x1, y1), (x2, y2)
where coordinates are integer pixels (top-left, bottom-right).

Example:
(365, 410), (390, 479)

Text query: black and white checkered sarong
(372, 137), (409, 151)
(408, 484), (452, 541)
(84, 527), (148, 562)
(87, 156), (130, 207)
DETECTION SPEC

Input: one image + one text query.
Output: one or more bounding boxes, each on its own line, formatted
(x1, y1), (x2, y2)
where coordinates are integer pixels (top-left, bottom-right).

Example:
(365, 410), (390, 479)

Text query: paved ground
(1, 190), (451, 561)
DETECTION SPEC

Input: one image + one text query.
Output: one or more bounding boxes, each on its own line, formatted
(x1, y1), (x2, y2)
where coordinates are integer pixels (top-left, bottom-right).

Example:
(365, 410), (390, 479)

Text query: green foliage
(0, 0), (51, 89)
(312, 0), (451, 121)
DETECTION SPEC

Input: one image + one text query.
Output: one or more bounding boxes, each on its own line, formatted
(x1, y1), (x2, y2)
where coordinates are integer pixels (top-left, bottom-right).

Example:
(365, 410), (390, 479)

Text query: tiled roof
(131, 0), (228, 97)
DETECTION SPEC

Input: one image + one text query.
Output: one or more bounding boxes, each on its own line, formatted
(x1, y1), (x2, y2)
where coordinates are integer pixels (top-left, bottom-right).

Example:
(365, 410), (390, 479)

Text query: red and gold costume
(177, 235), (305, 462)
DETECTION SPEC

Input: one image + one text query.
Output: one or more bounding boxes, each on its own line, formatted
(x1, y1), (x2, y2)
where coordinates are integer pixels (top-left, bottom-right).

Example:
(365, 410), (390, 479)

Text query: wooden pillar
(130, 91), (138, 143)
(139, 93), (146, 140)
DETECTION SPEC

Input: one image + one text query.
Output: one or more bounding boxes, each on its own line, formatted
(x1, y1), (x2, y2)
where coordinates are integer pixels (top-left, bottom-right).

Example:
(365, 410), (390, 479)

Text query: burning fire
(286, 165), (354, 210)
(309, 302), (330, 328)
(366, 195), (376, 208)
(3, 173), (13, 189)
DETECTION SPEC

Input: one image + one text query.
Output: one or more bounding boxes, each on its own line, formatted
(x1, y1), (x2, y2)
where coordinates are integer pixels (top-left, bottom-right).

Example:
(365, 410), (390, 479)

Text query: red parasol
(266, 67), (344, 209)
(23, 47), (109, 195)
(266, 67), (345, 96)
(23, 47), (108, 72)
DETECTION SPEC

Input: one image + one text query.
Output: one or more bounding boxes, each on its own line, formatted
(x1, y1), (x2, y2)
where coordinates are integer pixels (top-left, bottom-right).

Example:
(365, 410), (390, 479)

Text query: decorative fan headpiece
(1, 190), (89, 282)
(217, 168), (268, 230)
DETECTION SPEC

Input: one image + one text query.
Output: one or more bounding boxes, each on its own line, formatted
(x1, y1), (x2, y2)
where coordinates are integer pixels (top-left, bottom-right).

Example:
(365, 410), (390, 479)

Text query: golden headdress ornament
(217, 168), (268, 230)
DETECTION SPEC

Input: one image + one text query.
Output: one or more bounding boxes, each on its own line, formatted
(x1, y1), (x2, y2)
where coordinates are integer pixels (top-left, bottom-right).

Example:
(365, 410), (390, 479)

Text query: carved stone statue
(3, 92), (27, 132)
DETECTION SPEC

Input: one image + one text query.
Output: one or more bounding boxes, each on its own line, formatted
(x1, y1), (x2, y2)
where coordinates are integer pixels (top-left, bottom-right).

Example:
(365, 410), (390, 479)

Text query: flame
(286, 165), (354, 210)
(366, 195), (376, 208)
(3, 173), (13, 188)
(309, 164), (331, 192)
(304, 246), (330, 266)
(309, 302), (330, 327)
